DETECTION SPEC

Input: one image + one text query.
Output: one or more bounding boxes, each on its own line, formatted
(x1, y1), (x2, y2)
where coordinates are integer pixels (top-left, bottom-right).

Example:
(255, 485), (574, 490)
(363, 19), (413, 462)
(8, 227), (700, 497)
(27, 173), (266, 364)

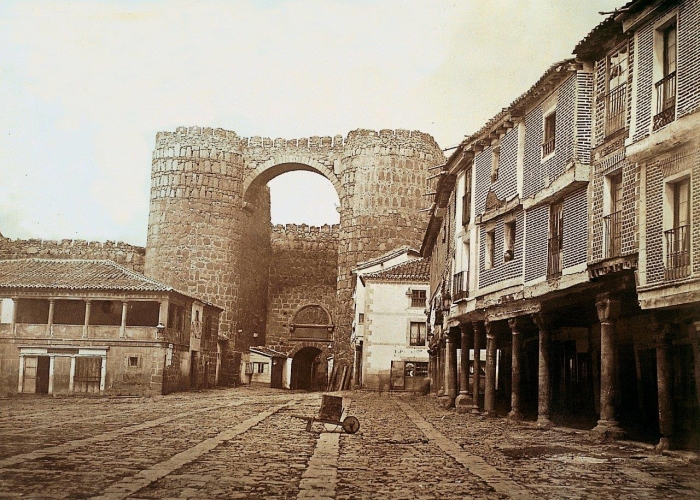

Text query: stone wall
(265, 224), (339, 353)
(0, 236), (145, 273)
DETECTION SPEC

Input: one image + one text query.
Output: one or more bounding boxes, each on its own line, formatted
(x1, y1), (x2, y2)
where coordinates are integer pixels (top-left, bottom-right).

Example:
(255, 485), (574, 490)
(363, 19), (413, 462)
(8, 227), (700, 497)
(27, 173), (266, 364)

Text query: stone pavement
(0, 387), (698, 499)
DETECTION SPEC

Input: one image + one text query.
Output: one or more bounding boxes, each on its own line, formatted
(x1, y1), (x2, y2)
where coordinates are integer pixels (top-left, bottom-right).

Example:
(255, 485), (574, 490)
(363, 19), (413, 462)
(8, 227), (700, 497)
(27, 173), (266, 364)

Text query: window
(491, 146), (500, 182)
(462, 169), (472, 226)
(410, 289), (426, 308)
(665, 177), (690, 280)
(605, 43), (629, 136)
(128, 356), (139, 368)
(358, 313), (365, 324)
(409, 322), (426, 346)
(452, 270), (467, 300)
(548, 202), (564, 278)
(604, 172), (623, 258)
(542, 112), (556, 157)
(654, 22), (677, 130)
(504, 220), (515, 262)
(485, 229), (495, 269)
(253, 362), (267, 374)
(405, 361), (428, 378)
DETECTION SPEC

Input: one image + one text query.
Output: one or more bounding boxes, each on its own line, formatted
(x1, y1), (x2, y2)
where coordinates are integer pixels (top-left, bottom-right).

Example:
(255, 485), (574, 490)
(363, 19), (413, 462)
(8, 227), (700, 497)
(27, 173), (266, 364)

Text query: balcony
(603, 210), (623, 258)
(605, 85), (627, 137)
(664, 224), (690, 280)
(547, 236), (562, 279)
(653, 71), (676, 131)
(452, 271), (468, 301)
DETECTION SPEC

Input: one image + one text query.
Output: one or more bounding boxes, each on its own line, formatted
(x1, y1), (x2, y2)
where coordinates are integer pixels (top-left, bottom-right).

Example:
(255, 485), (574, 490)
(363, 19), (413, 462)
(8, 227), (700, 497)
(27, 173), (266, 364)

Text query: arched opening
(291, 347), (326, 391)
(267, 171), (340, 226)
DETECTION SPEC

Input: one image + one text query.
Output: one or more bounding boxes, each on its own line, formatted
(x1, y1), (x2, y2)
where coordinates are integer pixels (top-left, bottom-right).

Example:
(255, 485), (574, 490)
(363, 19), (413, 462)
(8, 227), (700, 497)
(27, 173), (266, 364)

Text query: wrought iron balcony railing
(452, 271), (468, 301)
(547, 235), (562, 279)
(664, 224), (690, 280)
(603, 210), (623, 258)
(605, 85), (627, 137)
(654, 71), (676, 131)
(542, 137), (556, 157)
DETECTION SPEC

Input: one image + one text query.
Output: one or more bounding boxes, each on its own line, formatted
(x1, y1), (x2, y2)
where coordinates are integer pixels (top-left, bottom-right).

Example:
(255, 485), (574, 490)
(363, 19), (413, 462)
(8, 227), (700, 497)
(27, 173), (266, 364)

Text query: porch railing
(653, 71), (676, 131)
(603, 210), (623, 258)
(664, 224), (690, 280)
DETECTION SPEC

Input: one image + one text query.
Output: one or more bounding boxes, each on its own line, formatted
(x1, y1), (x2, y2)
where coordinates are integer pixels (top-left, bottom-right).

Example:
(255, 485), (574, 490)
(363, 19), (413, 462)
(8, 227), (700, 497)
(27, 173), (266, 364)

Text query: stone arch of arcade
(145, 126), (446, 382)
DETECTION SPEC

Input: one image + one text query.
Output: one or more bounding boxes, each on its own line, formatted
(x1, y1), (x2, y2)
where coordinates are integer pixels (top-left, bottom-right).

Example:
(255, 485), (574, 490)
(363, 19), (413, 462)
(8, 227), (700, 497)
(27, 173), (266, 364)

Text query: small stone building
(351, 247), (430, 391)
(0, 259), (221, 396)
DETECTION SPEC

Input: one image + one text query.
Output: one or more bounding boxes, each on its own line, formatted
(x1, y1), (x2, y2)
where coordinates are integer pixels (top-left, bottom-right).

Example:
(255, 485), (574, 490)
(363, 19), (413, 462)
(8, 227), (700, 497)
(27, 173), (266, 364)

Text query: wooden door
(74, 357), (101, 393)
(23, 356), (37, 393)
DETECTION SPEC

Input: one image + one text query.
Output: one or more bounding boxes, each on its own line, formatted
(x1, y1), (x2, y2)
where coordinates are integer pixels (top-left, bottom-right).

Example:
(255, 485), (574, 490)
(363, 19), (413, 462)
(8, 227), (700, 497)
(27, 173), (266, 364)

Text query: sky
(0, 0), (622, 247)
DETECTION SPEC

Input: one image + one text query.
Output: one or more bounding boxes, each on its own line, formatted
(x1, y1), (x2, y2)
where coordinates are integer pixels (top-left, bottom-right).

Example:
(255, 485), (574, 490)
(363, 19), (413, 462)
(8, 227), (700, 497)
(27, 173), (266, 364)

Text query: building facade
(351, 247), (430, 392)
(0, 259), (221, 397)
(423, 0), (700, 450)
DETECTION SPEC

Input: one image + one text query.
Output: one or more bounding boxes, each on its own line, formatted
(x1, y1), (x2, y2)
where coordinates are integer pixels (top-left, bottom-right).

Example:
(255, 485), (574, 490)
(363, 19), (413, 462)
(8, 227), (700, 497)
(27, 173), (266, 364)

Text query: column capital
(652, 319), (672, 348)
(471, 320), (485, 334)
(459, 322), (472, 335)
(531, 312), (553, 331)
(595, 295), (620, 324)
(508, 316), (526, 333)
(692, 321), (700, 342)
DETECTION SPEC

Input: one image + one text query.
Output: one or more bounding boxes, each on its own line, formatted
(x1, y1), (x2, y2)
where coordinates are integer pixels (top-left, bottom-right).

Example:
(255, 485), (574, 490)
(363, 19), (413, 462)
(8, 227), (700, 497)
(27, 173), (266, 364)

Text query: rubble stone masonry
(0, 236), (145, 273)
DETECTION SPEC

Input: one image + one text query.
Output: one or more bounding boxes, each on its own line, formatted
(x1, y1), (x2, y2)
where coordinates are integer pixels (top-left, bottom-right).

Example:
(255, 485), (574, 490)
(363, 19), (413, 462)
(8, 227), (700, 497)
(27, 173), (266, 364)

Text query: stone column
(83, 300), (91, 339)
(48, 355), (55, 395)
(353, 343), (362, 388)
(47, 299), (55, 337)
(437, 336), (445, 397)
(120, 301), (128, 338)
(444, 329), (458, 408)
(508, 317), (525, 421)
(532, 313), (553, 429)
(484, 320), (497, 417)
(456, 323), (473, 413)
(654, 321), (674, 451)
(692, 322), (700, 418)
(17, 355), (24, 393)
(592, 293), (624, 438)
(471, 321), (484, 414)
(69, 356), (76, 393)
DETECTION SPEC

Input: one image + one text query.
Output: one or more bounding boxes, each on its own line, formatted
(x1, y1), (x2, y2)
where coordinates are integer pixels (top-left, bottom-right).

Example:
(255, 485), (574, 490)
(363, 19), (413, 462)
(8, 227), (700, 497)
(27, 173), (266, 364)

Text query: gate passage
(292, 395), (360, 434)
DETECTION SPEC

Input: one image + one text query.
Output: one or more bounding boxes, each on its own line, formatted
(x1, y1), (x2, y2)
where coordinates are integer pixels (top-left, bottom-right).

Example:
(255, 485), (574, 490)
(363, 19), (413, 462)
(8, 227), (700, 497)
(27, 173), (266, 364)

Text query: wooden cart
(293, 394), (360, 434)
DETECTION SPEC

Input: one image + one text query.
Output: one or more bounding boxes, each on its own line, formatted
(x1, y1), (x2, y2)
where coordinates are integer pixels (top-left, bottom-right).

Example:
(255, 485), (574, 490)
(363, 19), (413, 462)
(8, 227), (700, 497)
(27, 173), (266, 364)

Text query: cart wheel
(342, 416), (360, 434)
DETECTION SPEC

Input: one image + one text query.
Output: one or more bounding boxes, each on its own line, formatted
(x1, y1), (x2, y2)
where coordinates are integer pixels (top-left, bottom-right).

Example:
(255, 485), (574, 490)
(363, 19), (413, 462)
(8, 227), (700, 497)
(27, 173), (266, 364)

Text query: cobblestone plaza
(0, 387), (698, 499)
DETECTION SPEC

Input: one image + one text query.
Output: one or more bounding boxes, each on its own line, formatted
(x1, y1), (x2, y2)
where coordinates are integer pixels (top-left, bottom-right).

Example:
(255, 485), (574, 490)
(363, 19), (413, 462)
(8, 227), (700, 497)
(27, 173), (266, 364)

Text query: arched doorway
(291, 347), (326, 391)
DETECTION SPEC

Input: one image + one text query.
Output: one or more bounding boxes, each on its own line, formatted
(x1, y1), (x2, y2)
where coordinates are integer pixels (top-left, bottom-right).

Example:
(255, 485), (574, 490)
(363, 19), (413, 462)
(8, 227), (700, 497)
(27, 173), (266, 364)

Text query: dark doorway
(291, 347), (324, 391)
(36, 356), (50, 394)
(190, 351), (199, 389)
(271, 357), (284, 389)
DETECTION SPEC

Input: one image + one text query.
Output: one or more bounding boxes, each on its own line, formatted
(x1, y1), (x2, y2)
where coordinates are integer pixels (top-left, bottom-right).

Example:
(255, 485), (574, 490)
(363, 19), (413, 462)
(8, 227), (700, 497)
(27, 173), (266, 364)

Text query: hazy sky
(0, 0), (621, 246)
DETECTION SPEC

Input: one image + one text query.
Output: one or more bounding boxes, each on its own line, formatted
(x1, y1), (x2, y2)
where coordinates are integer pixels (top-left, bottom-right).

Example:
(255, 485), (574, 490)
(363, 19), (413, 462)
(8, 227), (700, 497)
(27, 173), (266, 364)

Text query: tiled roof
(354, 246), (420, 271)
(361, 258), (430, 283)
(250, 346), (288, 358)
(0, 259), (174, 292)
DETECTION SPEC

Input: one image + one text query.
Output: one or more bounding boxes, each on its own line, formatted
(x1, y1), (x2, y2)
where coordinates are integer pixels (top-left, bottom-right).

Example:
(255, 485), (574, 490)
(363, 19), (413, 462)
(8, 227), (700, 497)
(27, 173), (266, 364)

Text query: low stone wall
(0, 236), (146, 273)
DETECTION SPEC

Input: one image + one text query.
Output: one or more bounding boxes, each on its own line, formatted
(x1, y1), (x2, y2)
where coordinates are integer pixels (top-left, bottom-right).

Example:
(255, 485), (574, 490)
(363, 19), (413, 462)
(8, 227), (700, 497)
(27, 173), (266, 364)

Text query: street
(0, 388), (698, 499)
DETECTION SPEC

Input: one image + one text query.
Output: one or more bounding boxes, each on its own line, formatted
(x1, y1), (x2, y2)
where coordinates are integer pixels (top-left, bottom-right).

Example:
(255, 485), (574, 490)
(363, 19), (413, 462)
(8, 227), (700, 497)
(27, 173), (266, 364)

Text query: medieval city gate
(145, 126), (444, 382)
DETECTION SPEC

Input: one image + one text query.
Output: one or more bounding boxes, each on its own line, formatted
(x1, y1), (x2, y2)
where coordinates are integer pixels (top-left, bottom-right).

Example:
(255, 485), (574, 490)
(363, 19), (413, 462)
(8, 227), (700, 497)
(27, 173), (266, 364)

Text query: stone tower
(145, 126), (444, 373)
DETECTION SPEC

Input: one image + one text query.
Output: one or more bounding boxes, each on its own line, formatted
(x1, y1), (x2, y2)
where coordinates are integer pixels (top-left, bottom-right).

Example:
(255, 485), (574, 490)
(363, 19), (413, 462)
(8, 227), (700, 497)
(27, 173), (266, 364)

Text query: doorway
(23, 356), (50, 394)
(291, 347), (324, 391)
(271, 357), (284, 389)
(190, 351), (199, 389)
